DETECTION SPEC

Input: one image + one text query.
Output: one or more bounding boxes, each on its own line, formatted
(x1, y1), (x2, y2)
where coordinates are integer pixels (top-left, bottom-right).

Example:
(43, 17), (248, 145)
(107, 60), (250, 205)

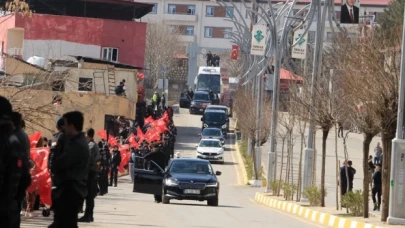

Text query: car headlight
(165, 177), (179, 186)
(218, 149), (224, 154)
(191, 101), (195, 105)
(203, 124), (208, 128)
(222, 124), (227, 129)
(197, 150), (203, 154)
(207, 182), (218, 187)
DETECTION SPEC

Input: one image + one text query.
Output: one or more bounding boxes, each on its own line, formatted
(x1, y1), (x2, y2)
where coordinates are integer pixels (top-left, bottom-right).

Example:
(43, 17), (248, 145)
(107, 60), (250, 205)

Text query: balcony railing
(8, 48), (23, 56)
(163, 13), (198, 22)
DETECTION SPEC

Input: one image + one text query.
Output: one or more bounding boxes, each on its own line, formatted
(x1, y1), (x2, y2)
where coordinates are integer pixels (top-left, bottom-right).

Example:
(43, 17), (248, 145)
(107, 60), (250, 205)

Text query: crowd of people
(0, 95), (177, 228)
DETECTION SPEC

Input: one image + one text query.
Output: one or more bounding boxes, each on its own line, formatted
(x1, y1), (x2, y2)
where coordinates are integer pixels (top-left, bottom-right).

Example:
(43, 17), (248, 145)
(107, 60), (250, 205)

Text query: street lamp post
(387, 5), (405, 225)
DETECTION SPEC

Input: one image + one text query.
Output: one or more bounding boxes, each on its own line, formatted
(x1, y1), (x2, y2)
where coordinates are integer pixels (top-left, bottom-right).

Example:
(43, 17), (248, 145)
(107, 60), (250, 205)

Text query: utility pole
(301, 0), (327, 202)
(387, 5), (405, 225)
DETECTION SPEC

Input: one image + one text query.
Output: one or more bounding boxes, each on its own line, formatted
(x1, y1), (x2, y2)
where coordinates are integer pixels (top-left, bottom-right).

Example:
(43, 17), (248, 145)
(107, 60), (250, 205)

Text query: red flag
(29, 132), (42, 148)
(137, 127), (144, 142)
(161, 112), (169, 123)
(127, 133), (135, 143)
(28, 147), (52, 206)
(231, 45), (239, 60)
(119, 150), (130, 173)
(145, 116), (154, 125)
(97, 130), (107, 140)
(137, 72), (144, 81)
(108, 135), (118, 147)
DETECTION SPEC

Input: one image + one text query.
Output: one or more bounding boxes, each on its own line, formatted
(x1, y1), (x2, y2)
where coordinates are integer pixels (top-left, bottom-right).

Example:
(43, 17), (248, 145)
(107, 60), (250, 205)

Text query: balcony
(179, 35), (196, 43)
(163, 13), (198, 22)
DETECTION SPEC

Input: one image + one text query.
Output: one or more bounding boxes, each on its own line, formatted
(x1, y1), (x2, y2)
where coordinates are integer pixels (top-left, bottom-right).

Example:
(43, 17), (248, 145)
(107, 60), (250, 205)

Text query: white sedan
(196, 139), (224, 164)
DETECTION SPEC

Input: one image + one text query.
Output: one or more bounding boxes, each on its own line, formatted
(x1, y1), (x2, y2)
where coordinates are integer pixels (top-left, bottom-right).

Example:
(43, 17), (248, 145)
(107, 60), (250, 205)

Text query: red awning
(280, 68), (303, 81)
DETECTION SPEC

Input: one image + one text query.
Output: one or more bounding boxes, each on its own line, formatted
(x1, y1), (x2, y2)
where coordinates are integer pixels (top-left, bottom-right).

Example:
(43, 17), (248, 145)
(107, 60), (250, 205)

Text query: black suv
(190, 91), (211, 114)
(201, 109), (229, 135)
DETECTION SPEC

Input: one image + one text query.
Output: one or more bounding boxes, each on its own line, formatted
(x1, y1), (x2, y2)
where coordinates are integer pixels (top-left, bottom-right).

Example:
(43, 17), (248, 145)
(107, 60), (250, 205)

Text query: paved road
(21, 107), (324, 228)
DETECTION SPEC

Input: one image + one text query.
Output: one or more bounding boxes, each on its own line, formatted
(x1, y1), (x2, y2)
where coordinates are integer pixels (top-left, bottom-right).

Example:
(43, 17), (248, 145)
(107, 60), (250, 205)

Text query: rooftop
(0, 0), (154, 21)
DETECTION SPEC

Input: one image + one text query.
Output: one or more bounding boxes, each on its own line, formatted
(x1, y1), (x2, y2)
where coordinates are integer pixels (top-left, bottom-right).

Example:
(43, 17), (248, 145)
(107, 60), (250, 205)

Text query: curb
(234, 141), (248, 185)
(255, 193), (384, 228)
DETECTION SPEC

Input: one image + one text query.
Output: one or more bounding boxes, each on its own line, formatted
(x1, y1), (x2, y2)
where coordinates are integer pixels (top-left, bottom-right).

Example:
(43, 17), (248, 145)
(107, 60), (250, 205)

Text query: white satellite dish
(201, 48), (207, 55)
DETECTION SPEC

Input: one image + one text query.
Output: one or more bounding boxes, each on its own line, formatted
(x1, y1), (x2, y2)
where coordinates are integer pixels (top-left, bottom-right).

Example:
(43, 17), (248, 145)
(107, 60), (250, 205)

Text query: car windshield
(199, 140), (222, 148)
(202, 129), (222, 137)
(207, 107), (227, 113)
(196, 74), (221, 93)
(169, 161), (213, 174)
(194, 93), (209, 101)
(204, 112), (226, 122)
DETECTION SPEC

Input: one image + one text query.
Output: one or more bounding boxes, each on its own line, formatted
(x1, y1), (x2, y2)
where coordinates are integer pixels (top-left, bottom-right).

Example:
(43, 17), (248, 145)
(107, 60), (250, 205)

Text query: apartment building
(140, 0), (389, 49)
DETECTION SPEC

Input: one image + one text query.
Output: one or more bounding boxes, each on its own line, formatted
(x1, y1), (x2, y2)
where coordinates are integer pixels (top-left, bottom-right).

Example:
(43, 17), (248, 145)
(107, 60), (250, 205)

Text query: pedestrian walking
(98, 145), (111, 195)
(161, 93), (166, 109)
(49, 111), (89, 228)
(110, 145), (121, 187)
(79, 128), (100, 223)
(368, 155), (375, 188)
(340, 160), (356, 196)
(338, 122), (343, 137)
(129, 147), (136, 183)
(0, 96), (31, 228)
(374, 143), (382, 164)
(372, 163), (382, 211)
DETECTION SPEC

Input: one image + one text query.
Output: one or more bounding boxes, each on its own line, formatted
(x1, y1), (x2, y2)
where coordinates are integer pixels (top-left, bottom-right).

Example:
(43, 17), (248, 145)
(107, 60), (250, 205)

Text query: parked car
(132, 158), (221, 206)
(196, 139), (225, 164)
(190, 91), (211, 114)
(179, 91), (191, 108)
(199, 128), (225, 145)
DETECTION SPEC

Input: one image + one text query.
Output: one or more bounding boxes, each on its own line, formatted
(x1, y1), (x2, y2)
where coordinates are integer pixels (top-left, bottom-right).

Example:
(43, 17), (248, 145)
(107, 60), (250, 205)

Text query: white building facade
(140, 0), (389, 50)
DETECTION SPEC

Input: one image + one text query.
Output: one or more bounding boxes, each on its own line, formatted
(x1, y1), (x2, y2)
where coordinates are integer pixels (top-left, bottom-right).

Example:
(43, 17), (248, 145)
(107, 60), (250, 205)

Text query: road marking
(248, 198), (326, 228)
(229, 133), (243, 186)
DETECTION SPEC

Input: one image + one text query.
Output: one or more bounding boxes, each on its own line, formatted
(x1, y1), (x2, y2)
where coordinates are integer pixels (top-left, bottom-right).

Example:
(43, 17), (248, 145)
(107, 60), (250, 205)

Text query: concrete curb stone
(254, 193), (385, 228)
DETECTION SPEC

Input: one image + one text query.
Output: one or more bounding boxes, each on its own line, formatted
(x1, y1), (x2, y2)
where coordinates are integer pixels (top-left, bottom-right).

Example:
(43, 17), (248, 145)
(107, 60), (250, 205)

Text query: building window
(151, 3), (158, 14)
(205, 27), (232, 39)
(186, 26), (194, 36)
(226, 7), (234, 18)
(78, 77), (93, 91)
(205, 27), (213, 38)
(102, 47), (119, 62)
(224, 28), (232, 39)
(187, 5), (195, 15)
(206, 6), (234, 18)
(168, 4), (176, 14)
(206, 6), (214, 16)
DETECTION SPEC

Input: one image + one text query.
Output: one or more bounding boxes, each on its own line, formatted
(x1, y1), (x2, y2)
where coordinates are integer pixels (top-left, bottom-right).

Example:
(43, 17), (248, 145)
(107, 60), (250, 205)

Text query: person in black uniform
(110, 146), (121, 187)
(0, 96), (31, 228)
(372, 163), (382, 211)
(144, 145), (166, 203)
(98, 145), (111, 195)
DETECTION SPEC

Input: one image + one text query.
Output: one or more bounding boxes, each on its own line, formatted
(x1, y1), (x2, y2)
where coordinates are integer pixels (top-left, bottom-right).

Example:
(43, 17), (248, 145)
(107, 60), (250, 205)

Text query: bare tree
(1, 0), (32, 16)
(144, 22), (183, 88)
(233, 87), (272, 179)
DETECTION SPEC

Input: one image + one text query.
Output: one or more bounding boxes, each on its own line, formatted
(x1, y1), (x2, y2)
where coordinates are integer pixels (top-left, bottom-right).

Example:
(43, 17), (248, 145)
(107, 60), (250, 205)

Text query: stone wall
(168, 58), (188, 82)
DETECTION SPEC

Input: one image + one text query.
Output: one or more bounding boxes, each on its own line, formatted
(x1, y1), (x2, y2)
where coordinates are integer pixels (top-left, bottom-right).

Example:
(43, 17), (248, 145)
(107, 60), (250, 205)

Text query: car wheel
(207, 197), (219, 206)
(162, 189), (170, 204)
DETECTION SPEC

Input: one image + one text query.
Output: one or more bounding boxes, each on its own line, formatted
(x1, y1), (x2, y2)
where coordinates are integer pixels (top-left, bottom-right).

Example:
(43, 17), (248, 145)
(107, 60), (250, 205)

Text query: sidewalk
(260, 123), (380, 207)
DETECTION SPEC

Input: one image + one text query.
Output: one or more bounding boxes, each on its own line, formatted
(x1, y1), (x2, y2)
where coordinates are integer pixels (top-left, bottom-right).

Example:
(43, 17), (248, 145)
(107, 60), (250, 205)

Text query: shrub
(341, 190), (363, 216)
(270, 180), (283, 196)
(283, 183), (297, 200)
(238, 141), (254, 180)
(304, 186), (327, 206)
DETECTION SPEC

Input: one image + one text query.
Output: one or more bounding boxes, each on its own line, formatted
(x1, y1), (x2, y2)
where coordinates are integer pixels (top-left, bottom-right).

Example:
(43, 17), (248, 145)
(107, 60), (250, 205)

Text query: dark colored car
(205, 105), (230, 133)
(133, 158), (221, 206)
(199, 127), (225, 145)
(201, 109), (229, 135)
(190, 91), (211, 114)
(196, 88), (220, 105)
(179, 91), (191, 108)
